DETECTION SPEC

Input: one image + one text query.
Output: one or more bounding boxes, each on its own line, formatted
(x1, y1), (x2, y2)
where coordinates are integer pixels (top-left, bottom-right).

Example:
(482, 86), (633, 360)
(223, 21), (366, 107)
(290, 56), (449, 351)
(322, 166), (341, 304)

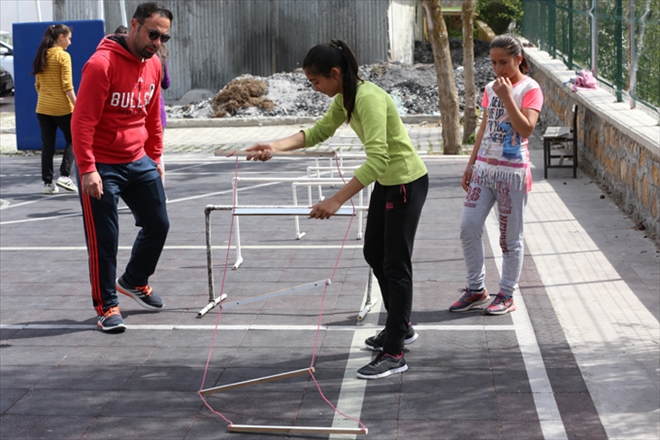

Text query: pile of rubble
(167, 38), (496, 119)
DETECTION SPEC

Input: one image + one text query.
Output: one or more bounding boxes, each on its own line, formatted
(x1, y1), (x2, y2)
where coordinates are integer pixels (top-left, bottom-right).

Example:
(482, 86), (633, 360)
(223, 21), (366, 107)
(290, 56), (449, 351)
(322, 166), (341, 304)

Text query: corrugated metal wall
(54, 0), (401, 101)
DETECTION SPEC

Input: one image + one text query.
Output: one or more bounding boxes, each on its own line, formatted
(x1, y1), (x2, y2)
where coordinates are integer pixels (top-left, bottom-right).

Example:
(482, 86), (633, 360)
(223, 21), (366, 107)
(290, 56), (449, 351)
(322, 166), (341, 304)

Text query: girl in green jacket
(246, 39), (428, 380)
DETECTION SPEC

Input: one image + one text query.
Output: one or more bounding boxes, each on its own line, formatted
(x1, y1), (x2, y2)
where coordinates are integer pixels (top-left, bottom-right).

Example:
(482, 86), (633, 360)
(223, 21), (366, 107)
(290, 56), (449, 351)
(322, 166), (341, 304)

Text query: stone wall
(525, 48), (660, 241)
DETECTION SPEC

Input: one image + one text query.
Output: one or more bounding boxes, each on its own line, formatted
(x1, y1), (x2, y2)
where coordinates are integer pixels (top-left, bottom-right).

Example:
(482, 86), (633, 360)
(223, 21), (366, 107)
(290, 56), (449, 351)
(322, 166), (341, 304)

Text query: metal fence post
(590, 0), (599, 76)
(568, 0), (574, 68)
(549, 0), (557, 58)
(615, 0), (623, 102)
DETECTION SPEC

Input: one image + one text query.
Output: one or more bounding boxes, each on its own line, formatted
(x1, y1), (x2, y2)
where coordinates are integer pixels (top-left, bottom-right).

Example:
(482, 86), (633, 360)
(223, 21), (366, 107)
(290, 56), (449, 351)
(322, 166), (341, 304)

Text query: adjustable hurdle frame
(198, 205), (368, 317)
(229, 176), (370, 240)
(198, 150), (371, 433)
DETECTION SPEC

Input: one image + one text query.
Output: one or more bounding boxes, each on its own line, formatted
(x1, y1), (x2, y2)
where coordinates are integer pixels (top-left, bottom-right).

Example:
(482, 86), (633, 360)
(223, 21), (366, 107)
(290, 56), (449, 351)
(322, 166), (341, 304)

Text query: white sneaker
(44, 183), (59, 194)
(56, 176), (78, 192)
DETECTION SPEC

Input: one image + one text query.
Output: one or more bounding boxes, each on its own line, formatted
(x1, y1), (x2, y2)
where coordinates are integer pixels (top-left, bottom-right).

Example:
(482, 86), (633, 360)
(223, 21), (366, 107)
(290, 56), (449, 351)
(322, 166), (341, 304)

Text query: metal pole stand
(357, 267), (378, 321)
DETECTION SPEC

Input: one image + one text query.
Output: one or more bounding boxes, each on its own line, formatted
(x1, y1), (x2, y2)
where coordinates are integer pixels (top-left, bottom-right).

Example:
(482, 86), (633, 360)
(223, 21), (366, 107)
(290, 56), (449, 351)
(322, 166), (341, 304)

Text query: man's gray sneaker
(97, 306), (127, 333)
(116, 275), (164, 310)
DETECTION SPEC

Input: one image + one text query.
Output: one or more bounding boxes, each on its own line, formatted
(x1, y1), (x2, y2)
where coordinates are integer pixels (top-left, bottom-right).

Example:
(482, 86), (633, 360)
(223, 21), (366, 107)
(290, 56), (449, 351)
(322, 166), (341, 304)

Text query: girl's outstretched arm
(245, 131), (306, 161)
(492, 77), (540, 138)
(310, 176), (365, 220)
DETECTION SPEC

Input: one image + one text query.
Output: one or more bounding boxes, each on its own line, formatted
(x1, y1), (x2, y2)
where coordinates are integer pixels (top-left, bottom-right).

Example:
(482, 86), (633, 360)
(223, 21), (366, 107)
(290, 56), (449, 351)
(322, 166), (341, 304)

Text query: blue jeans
(78, 156), (169, 316)
(363, 174), (428, 355)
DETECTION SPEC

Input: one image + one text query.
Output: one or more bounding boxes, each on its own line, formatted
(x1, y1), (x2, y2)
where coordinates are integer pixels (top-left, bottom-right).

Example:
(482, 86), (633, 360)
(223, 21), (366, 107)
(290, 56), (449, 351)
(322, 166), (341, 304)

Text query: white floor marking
(0, 183), (279, 225)
(0, 323), (514, 332)
(0, 244), (365, 251)
(485, 210), (568, 440)
(330, 276), (380, 438)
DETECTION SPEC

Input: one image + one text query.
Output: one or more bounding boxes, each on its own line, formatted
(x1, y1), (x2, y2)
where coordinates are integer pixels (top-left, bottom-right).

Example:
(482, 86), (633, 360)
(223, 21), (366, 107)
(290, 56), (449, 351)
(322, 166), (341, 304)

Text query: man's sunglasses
(138, 21), (171, 43)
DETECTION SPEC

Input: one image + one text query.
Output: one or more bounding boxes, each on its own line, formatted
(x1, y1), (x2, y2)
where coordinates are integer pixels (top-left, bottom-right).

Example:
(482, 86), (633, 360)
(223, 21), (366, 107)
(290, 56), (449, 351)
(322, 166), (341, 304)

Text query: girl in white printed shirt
(449, 35), (544, 315)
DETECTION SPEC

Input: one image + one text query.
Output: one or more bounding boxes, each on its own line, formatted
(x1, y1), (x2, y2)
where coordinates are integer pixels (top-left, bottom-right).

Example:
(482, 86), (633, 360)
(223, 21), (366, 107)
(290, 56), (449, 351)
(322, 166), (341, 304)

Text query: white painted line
(330, 273), (380, 438)
(0, 323), (514, 332)
(0, 183), (278, 224)
(485, 210), (568, 440)
(0, 194), (71, 210)
(0, 211), (81, 225)
(164, 182), (278, 204)
(0, 244), (365, 251)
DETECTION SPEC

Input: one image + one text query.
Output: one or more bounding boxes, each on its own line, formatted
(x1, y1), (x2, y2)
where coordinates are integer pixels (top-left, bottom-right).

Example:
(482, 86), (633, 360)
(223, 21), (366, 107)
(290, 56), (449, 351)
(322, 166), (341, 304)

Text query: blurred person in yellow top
(32, 24), (78, 194)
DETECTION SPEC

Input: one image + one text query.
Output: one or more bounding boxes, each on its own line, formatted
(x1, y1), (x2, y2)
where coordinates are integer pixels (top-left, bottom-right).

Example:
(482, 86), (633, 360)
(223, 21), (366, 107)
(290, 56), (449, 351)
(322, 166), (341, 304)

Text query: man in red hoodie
(72, 2), (173, 332)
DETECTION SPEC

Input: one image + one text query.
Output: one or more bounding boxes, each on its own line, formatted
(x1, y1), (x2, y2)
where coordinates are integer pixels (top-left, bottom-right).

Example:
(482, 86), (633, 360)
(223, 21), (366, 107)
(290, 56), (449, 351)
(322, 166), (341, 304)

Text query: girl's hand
(245, 143), (275, 161)
(309, 197), (342, 220)
(492, 76), (514, 101)
(462, 165), (473, 192)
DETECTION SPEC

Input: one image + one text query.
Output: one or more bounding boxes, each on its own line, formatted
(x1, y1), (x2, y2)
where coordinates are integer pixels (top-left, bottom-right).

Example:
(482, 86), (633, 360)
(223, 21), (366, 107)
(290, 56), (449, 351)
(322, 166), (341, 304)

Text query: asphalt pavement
(0, 122), (658, 440)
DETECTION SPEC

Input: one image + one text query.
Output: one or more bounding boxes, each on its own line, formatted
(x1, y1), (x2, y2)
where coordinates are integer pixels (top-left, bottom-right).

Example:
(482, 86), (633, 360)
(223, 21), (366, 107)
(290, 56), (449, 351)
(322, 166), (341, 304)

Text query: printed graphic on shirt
(498, 121), (522, 160)
(110, 82), (156, 115)
(486, 96), (522, 160)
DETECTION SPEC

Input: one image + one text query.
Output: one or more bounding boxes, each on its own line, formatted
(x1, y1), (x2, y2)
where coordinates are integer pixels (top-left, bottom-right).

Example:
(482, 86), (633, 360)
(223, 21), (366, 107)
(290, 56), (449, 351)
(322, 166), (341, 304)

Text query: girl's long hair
(303, 39), (361, 123)
(157, 43), (168, 81)
(490, 34), (529, 74)
(31, 24), (71, 75)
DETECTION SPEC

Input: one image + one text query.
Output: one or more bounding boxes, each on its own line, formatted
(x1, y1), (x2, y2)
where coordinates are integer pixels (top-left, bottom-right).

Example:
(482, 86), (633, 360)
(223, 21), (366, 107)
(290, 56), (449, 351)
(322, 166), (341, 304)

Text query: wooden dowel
(199, 367), (314, 396)
(216, 149), (336, 157)
(227, 424), (368, 435)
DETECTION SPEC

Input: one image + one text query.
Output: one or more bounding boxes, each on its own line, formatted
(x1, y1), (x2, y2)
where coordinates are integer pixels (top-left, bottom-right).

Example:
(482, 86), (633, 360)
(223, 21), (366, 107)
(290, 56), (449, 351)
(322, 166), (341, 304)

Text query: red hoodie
(72, 36), (163, 175)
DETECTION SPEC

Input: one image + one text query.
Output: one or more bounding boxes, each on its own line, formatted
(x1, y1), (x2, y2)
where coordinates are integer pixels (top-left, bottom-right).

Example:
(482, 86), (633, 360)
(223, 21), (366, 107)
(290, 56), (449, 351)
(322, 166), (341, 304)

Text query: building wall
(54, 0), (413, 101)
(1, 1), (53, 33)
(389, 0), (417, 64)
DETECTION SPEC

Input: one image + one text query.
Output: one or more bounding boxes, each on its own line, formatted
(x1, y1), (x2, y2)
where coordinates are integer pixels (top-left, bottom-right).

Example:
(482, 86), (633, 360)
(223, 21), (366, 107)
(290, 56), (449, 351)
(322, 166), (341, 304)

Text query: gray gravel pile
(168, 39), (496, 119)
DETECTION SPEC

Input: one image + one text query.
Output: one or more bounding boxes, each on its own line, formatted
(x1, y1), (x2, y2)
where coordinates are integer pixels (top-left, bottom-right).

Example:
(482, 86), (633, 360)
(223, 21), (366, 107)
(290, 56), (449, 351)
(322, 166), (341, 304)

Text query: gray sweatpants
(460, 179), (528, 296)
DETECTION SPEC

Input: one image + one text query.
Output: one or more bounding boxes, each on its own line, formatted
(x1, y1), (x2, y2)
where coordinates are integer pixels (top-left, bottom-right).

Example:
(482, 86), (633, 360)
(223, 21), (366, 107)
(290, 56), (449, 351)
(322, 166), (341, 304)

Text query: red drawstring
(400, 184), (407, 203)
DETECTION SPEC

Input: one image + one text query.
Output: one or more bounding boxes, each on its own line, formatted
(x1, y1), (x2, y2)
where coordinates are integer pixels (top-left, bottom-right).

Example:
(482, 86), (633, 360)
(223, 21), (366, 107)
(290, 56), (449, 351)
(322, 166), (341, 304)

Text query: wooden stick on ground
(227, 424), (368, 435)
(199, 367), (314, 396)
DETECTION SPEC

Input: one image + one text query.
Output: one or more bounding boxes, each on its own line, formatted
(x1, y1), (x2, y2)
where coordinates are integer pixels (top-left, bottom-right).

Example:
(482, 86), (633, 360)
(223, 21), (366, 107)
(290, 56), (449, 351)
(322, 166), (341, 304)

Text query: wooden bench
(543, 104), (578, 178)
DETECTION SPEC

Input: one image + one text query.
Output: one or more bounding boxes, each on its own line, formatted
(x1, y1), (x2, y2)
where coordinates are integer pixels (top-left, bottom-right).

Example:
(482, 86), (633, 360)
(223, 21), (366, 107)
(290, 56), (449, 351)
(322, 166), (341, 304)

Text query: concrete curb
(166, 114), (440, 128)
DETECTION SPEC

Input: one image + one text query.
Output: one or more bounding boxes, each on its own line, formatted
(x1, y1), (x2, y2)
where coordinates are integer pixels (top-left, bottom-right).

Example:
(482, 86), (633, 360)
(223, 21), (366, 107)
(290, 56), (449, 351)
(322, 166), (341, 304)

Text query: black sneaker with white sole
(364, 326), (418, 352)
(357, 352), (408, 379)
(116, 275), (164, 310)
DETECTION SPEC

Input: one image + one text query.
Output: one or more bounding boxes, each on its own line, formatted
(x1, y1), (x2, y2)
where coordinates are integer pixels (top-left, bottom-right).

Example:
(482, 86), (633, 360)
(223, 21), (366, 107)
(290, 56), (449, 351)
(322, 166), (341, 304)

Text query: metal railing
(521, 0), (660, 112)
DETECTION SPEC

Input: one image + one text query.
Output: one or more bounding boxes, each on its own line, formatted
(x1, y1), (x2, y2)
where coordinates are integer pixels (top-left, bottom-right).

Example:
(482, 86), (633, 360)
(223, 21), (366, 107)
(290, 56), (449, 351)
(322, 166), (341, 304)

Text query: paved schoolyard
(0, 128), (658, 439)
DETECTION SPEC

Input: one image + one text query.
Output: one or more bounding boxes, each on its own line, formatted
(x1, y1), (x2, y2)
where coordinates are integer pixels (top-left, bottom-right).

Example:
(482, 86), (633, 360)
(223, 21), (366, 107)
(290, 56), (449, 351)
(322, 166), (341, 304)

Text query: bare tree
(421, 0), (461, 155)
(462, 0), (478, 143)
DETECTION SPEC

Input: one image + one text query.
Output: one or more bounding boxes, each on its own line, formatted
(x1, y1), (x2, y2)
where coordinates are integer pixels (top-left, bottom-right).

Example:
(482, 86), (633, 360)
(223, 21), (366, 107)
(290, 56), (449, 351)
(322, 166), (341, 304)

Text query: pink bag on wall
(572, 70), (598, 92)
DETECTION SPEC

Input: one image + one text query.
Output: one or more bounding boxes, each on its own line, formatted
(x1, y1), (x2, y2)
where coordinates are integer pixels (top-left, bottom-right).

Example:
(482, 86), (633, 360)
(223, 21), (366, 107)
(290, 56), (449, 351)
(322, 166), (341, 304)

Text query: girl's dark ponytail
(303, 39), (361, 123)
(32, 24), (71, 75)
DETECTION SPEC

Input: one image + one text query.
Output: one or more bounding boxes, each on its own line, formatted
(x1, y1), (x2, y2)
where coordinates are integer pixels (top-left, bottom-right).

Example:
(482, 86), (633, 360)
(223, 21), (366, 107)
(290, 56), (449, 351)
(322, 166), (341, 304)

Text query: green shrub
(476, 0), (523, 35)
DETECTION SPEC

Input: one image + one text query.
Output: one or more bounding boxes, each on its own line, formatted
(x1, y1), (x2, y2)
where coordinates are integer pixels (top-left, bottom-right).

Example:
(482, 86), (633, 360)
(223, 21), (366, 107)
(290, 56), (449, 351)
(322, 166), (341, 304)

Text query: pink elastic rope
(196, 156), (240, 425)
(198, 152), (366, 432)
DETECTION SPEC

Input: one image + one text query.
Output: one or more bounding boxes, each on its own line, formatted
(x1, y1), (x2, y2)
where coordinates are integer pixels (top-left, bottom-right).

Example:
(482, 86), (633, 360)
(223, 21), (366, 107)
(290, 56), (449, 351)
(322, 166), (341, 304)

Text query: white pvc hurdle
(231, 176), (370, 240)
(199, 204), (368, 318)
